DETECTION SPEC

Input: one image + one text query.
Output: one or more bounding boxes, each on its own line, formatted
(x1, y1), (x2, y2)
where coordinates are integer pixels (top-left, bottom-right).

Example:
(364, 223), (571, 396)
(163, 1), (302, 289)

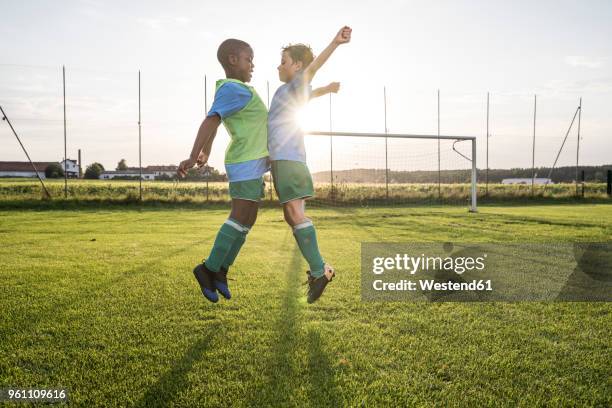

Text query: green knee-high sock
(222, 225), (249, 270)
(293, 221), (325, 278)
(205, 219), (249, 273)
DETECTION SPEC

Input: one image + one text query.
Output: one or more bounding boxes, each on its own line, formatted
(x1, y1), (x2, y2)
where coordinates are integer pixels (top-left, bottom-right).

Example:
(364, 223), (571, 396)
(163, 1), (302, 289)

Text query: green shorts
(229, 177), (265, 202)
(271, 160), (314, 204)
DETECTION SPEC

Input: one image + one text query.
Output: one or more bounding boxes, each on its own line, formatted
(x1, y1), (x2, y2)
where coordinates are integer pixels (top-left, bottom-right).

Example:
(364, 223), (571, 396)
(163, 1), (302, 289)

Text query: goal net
(285, 131), (478, 211)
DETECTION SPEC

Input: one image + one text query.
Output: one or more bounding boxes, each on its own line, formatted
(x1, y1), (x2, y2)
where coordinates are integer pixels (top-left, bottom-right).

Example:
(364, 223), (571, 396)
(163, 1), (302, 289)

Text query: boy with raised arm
(178, 39), (268, 303)
(268, 26), (352, 303)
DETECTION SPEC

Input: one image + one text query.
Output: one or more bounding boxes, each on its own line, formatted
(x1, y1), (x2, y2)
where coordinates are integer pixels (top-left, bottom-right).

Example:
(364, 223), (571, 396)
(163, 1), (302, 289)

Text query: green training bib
(216, 79), (269, 164)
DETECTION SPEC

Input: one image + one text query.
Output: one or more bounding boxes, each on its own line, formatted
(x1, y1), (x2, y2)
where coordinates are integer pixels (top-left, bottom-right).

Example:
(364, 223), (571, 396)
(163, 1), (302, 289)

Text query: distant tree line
(312, 165), (612, 184)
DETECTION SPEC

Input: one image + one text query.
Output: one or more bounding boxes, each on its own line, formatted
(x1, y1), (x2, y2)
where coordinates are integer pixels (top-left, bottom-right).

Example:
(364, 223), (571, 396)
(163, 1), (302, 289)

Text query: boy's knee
(283, 211), (294, 225)
(247, 208), (258, 227)
(230, 201), (258, 226)
(283, 202), (306, 226)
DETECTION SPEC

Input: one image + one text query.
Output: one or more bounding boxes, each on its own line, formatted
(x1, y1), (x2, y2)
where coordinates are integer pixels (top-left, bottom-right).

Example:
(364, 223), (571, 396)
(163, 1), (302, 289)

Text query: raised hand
(333, 26), (352, 45)
(327, 82), (341, 93)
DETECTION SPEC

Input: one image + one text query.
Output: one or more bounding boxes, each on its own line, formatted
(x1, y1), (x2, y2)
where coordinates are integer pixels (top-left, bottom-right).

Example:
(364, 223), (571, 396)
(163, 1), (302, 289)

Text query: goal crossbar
(307, 131), (476, 141)
(306, 130), (478, 212)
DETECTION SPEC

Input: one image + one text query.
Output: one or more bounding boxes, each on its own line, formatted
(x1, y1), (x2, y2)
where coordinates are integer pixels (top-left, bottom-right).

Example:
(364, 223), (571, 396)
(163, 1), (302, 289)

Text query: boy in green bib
(178, 39), (268, 303)
(268, 26), (352, 303)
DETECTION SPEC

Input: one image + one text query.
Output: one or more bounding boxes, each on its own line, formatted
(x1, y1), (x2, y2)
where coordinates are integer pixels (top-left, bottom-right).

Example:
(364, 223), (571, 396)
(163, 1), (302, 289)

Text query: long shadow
(305, 329), (342, 407)
(132, 323), (219, 408)
(246, 246), (303, 407)
(244, 242), (345, 406)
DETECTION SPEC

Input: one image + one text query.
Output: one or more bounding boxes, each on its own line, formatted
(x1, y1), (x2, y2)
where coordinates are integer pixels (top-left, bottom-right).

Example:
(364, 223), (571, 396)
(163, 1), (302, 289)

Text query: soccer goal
(303, 131), (478, 212)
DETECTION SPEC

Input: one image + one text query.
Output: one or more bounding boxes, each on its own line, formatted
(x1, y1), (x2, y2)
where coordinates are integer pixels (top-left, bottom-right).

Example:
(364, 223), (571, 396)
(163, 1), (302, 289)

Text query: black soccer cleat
(193, 263), (219, 303)
(306, 265), (335, 304)
(214, 267), (231, 300)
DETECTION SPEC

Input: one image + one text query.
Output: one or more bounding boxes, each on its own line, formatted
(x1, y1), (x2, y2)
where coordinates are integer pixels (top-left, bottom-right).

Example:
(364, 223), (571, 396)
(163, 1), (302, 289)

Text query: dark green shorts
(229, 177), (265, 202)
(271, 160), (314, 204)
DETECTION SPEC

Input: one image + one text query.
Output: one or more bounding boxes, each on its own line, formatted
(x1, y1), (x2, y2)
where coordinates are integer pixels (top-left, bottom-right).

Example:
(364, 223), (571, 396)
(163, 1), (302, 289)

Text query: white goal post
(306, 131), (478, 212)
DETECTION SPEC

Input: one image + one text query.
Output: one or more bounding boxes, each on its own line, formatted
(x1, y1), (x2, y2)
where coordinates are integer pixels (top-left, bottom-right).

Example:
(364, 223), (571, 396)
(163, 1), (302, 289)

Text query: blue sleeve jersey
(207, 81), (268, 181)
(207, 82), (252, 119)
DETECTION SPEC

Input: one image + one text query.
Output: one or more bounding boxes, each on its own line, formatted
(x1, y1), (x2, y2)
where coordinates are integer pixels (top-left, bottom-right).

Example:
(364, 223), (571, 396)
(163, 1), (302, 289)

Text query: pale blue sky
(1, 0), (610, 172)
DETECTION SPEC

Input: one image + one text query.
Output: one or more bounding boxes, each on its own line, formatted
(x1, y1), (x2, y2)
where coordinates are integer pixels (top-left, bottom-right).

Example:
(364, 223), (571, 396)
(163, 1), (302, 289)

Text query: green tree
(84, 162), (105, 179)
(45, 162), (65, 178)
(117, 159), (128, 170)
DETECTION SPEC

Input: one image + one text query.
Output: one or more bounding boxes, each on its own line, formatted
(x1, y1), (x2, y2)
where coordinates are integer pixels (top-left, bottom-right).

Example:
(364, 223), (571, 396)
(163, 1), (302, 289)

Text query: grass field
(1, 204), (611, 406)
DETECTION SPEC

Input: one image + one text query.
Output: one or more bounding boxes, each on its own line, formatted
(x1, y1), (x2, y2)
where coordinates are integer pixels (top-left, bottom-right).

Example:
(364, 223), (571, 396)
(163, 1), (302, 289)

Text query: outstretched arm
(303, 26), (351, 84)
(311, 82), (340, 99)
(178, 115), (221, 177)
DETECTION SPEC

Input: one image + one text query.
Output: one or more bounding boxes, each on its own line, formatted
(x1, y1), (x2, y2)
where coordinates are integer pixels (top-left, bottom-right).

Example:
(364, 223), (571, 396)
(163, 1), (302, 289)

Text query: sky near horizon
(0, 0), (610, 173)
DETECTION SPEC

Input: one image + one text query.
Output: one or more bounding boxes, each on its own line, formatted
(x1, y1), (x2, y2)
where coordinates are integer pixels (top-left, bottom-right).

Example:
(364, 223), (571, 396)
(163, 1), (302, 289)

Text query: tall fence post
(329, 93), (334, 202)
(437, 89), (441, 200)
(471, 138), (477, 212)
(63, 65), (68, 198)
(384, 86), (389, 201)
(531, 94), (537, 196)
(138, 70), (142, 201)
(485, 92), (489, 196)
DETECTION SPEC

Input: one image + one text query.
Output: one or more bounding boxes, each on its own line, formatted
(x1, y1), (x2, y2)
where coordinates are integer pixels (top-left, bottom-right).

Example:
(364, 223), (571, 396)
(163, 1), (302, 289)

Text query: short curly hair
(282, 44), (314, 69)
(217, 39), (252, 72)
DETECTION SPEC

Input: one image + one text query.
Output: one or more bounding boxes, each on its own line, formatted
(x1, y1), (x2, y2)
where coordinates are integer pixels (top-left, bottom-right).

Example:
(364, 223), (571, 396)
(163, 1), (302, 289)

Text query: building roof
(0, 161), (56, 172)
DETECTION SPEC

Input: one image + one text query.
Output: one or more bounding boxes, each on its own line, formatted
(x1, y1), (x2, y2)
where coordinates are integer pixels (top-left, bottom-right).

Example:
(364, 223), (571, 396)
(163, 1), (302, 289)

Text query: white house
(146, 165), (178, 178)
(126, 165), (178, 178)
(501, 178), (552, 185)
(99, 170), (156, 180)
(61, 159), (79, 178)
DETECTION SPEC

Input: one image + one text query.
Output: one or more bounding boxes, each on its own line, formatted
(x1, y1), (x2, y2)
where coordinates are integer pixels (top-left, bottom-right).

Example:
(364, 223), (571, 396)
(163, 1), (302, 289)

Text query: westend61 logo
(360, 242), (612, 302)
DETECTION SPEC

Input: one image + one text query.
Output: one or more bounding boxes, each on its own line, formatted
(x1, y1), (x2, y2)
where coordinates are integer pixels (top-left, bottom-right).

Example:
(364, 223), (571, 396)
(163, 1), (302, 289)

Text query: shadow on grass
(305, 329), (342, 407)
(133, 323), (219, 408)
(327, 206), (387, 242)
(246, 246), (303, 406)
(245, 244), (343, 406)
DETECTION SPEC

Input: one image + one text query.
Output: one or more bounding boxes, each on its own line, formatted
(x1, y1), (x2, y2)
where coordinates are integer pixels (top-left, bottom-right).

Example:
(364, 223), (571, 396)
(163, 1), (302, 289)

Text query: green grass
(1, 204), (611, 406)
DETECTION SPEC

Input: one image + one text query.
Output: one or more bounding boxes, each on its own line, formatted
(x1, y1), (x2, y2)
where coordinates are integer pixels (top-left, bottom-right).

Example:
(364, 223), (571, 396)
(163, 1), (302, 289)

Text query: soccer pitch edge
(0, 203), (610, 406)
